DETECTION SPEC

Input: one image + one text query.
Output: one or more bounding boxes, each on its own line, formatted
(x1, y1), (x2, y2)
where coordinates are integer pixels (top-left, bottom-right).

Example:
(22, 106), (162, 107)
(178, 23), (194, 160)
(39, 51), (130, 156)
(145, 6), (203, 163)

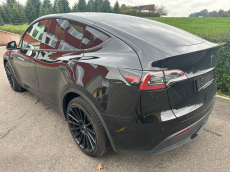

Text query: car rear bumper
(116, 105), (212, 156)
(103, 97), (215, 156)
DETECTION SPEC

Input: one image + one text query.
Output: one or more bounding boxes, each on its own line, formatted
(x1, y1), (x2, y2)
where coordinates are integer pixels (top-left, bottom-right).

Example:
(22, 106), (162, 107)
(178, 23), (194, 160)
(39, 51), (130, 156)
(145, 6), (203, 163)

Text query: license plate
(195, 70), (215, 92)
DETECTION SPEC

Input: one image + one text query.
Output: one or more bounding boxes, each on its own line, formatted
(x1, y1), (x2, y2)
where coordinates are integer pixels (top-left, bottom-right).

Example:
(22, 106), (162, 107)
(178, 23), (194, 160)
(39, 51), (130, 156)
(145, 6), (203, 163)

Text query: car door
(11, 20), (48, 97)
(34, 18), (85, 111)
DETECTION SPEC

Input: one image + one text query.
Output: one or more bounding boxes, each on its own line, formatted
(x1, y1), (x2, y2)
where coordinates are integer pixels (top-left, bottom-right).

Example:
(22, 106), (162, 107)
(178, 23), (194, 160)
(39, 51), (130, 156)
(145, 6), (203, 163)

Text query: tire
(67, 97), (110, 157)
(4, 62), (25, 92)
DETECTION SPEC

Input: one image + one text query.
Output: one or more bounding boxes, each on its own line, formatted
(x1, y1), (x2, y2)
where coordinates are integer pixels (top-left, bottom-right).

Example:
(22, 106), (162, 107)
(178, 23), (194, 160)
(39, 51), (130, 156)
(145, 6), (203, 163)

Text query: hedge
(215, 42), (230, 92)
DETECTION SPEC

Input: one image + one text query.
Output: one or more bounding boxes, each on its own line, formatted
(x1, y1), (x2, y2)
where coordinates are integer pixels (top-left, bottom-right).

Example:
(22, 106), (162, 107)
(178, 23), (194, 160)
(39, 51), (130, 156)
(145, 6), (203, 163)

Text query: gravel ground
(0, 46), (230, 172)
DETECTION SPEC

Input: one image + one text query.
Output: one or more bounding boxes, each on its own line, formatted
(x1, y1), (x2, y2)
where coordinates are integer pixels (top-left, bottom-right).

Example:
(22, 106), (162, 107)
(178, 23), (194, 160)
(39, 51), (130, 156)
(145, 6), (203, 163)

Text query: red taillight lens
(123, 75), (140, 83)
(140, 71), (165, 90)
(119, 68), (187, 91)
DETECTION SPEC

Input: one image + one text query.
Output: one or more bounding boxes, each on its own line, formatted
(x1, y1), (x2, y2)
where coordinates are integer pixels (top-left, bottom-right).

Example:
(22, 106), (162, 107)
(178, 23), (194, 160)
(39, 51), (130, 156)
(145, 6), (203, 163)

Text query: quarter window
(81, 26), (109, 49)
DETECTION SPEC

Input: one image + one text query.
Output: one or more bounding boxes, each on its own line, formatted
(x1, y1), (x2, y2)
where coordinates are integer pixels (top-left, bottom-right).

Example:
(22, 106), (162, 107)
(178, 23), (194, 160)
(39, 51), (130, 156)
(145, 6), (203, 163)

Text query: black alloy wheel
(68, 106), (96, 152)
(5, 65), (14, 88)
(67, 97), (110, 157)
(4, 62), (24, 92)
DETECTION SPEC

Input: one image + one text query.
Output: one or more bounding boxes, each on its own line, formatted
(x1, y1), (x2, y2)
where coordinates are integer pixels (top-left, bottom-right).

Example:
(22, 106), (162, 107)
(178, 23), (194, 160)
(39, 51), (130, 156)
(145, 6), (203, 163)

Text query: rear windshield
(100, 18), (204, 47)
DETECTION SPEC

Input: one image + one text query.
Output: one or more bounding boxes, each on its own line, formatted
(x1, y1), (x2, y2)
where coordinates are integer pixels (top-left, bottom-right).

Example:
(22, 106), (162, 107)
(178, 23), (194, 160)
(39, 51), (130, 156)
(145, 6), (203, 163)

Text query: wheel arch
(61, 85), (116, 150)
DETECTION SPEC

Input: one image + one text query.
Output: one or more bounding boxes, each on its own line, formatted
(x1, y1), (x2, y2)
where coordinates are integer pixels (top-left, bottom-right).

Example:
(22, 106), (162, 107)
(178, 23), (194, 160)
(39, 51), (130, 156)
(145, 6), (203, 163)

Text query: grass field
(0, 25), (29, 35)
(146, 17), (230, 43)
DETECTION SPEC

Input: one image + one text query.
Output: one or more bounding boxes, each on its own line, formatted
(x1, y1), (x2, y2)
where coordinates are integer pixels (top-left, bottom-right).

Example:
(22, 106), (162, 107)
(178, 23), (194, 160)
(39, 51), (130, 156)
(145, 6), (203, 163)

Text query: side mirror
(6, 41), (17, 50)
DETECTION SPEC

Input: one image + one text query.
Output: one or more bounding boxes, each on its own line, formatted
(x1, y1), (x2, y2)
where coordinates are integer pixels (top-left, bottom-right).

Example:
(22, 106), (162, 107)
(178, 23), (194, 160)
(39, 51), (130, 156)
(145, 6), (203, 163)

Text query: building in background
(131, 4), (155, 12)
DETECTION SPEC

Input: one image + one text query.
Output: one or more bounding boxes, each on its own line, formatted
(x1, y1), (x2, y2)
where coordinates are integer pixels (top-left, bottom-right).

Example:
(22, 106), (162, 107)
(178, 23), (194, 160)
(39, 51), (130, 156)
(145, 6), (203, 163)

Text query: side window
(81, 26), (109, 49)
(42, 19), (85, 50)
(22, 20), (48, 49)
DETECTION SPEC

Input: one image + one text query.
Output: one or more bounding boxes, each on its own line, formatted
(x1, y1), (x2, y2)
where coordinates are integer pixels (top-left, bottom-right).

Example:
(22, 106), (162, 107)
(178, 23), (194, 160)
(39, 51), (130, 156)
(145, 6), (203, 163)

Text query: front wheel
(67, 97), (110, 157)
(4, 62), (24, 92)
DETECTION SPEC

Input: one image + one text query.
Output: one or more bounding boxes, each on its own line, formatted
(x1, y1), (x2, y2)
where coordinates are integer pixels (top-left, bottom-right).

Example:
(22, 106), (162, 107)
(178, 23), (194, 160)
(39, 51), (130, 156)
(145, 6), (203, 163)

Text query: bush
(215, 42), (230, 92)
(122, 10), (160, 17)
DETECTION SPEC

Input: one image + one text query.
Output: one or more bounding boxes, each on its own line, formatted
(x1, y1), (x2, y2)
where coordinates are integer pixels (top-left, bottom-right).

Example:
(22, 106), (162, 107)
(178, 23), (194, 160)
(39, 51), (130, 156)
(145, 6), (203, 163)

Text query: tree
(222, 12), (229, 17)
(4, 4), (13, 23)
(98, 0), (103, 11)
(17, 4), (27, 24)
(155, 4), (168, 16)
(6, 0), (16, 8)
(86, 1), (93, 12)
(0, 14), (4, 26)
(20, 6), (28, 23)
(59, 0), (70, 13)
(43, 0), (53, 15)
(113, 1), (120, 14)
(72, 3), (78, 12)
(53, 0), (60, 13)
(93, 0), (100, 12)
(78, 0), (86, 12)
(32, 0), (41, 18)
(0, 6), (7, 23)
(102, 0), (111, 13)
(120, 4), (128, 12)
(25, 0), (37, 23)
(39, 3), (44, 17)
(11, 4), (20, 25)
(218, 9), (225, 17)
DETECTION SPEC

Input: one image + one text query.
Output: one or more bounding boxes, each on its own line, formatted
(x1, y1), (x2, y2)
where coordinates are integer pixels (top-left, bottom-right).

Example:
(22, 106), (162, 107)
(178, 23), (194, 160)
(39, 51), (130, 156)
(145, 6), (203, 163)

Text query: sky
(0, 0), (230, 17)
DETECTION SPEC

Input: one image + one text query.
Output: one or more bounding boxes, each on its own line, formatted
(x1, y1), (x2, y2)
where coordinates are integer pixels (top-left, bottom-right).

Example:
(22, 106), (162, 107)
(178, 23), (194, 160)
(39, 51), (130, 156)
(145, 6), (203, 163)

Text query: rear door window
(42, 19), (85, 50)
(81, 26), (109, 49)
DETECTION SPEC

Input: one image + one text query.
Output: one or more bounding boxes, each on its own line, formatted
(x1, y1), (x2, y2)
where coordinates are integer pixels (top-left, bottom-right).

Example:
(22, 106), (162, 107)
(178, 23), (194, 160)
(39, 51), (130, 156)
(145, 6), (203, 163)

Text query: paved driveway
(0, 46), (230, 172)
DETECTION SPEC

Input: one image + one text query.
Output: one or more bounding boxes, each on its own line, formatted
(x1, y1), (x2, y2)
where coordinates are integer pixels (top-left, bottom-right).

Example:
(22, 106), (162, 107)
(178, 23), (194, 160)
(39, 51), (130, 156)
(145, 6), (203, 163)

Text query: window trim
(19, 17), (113, 52)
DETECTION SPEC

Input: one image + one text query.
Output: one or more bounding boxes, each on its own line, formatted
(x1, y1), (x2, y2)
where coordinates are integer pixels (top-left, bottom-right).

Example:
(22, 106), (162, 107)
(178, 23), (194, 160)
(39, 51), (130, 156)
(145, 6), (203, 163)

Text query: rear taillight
(119, 68), (187, 91)
(140, 71), (165, 90)
(164, 70), (187, 86)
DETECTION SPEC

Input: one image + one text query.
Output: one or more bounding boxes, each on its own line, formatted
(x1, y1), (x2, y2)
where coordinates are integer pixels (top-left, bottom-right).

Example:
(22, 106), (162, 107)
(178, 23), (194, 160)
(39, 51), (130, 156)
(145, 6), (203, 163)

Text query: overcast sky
(1, 0), (230, 17)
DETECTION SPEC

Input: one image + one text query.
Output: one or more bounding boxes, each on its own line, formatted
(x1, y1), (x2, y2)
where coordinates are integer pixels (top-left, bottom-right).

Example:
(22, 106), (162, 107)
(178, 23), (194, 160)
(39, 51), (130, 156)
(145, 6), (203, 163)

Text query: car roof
(38, 13), (204, 47)
(37, 12), (131, 25)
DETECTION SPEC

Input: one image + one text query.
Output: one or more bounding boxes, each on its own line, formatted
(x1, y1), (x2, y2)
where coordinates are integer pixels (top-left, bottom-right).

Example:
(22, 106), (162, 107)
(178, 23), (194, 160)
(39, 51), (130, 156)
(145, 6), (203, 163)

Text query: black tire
(67, 97), (110, 157)
(4, 62), (25, 92)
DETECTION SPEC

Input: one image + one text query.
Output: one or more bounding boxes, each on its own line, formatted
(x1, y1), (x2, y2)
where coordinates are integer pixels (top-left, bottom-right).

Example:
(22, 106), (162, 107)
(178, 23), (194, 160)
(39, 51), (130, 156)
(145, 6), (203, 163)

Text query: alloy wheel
(5, 66), (14, 88)
(68, 106), (96, 152)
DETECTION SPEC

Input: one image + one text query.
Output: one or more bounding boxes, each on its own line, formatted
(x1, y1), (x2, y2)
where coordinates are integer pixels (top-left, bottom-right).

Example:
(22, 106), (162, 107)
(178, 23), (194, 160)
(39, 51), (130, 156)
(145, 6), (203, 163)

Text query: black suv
(3, 13), (220, 157)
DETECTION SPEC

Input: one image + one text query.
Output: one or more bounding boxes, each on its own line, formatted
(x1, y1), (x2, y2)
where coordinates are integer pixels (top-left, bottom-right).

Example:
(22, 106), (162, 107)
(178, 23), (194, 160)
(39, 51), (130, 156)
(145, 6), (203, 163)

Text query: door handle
(18, 57), (25, 61)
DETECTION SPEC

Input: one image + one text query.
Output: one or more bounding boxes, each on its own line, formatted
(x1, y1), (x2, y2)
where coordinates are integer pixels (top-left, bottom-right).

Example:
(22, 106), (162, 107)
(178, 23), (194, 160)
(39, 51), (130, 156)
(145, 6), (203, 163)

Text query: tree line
(0, 0), (168, 26)
(0, 0), (121, 25)
(189, 9), (230, 17)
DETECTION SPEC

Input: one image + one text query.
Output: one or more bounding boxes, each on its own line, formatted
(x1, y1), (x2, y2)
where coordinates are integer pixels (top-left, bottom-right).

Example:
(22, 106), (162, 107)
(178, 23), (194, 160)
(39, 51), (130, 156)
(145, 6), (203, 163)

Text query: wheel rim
(68, 106), (96, 152)
(5, 66), (14, 88)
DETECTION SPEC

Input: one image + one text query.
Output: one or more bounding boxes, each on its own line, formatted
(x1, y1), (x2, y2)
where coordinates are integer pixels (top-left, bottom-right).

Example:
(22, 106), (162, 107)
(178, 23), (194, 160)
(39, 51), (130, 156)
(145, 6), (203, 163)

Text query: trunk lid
(153, 47), (220, 121)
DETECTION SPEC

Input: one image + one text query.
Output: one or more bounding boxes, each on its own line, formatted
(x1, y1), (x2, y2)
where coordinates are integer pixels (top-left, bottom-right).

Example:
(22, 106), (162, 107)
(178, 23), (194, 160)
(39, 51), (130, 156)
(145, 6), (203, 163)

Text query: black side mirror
(6, 41), (17, 50)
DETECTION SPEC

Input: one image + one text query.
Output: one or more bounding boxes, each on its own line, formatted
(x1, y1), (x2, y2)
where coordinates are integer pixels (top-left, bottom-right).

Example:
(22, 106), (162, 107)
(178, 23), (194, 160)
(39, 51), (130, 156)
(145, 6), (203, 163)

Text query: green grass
(145, 17), (230, 43)
(0, 25), (29, 35)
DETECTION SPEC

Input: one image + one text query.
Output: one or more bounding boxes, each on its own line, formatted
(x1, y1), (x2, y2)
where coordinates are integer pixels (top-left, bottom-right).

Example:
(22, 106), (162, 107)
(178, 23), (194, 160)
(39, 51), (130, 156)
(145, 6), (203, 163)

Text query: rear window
(81, 26), (109, 49)
(41, 19), (86, 50)
(98, 18), (204, 47)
